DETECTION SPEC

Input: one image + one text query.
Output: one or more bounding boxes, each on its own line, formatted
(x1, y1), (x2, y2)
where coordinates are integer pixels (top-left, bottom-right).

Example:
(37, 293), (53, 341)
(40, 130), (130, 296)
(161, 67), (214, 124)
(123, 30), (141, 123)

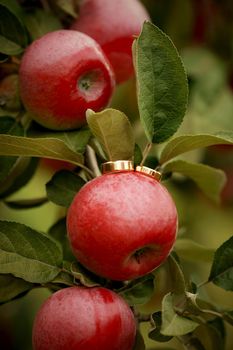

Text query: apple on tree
(32, 286), (136, 350)
(67, 165), (178, 281)
(71, 0), (150, 83)
(19, 30), (115, 130)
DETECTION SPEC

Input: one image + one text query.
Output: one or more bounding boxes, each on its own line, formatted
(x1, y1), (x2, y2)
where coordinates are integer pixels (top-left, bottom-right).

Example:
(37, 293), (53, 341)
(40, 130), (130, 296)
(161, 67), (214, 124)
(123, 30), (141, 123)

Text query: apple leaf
(160, 131), (233, 164)
(134, 21), (188, 143)
(0, 157), (38, 199)
(0, 274), (33, 304)
(223, 311), (233, 326)
(28, 126), (91, 154)
(167, 254), (186, 296)
(192, 323), (223, 350)
(53, 0), (78, 18)
(63, 261), (101, 288)
(0, 35), (24, 55)
(24, 9), (62, 40)
(4, 197), (47, 209)
(0, 221), (63, 283)
(133, 330), (146, 350)
(134, 144), (143, 166)
(50, 272), (74, 288)
(0, 0), (28, 49)
(0, 134), (84, 166)
(149, 311), (173, 342)
(161, 293), (199, 336)
(162, 160), (226, 203)
(208, 236), (233, 291)
(175, 238), (215, 263)
(46, 170), (86, 207)
(48, 218), (74, 262)
(0, 116), (24, 183)
(118, 274), (155, 305)
(86, 108), (135, 161)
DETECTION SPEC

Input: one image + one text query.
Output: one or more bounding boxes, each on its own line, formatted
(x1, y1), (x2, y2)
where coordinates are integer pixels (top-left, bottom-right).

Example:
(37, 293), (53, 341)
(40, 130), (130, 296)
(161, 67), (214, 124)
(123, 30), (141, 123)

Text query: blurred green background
(0, 0), (233, 349)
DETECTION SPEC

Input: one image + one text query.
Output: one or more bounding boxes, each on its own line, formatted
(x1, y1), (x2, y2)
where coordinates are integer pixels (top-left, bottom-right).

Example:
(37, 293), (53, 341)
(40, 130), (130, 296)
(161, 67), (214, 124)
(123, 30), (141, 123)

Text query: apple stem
(140, 142), (152, 167)
(85, 145), (102, 177)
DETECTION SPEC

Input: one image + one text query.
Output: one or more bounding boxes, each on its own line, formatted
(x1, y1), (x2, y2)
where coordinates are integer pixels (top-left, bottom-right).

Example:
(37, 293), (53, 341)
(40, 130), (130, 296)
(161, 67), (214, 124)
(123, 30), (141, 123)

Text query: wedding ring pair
(102, 160), (161, 181)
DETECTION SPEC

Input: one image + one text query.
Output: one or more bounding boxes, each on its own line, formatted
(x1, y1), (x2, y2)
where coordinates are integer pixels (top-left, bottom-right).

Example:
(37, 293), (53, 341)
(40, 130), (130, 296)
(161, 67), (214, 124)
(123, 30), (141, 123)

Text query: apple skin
(67, 172), (178, 281)
(19, 30), (115, 130)
(71, 0), (150, 84)
(32, 286), (136, 350)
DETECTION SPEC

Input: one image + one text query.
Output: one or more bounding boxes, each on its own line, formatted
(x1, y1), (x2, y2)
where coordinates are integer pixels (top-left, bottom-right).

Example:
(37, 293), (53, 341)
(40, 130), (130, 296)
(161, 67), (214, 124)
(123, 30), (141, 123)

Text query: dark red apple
(32, 286), (136, 350)
(71, 0), (150, 83)
(67, 171), (178, 281)
(19, 30), (115, 130)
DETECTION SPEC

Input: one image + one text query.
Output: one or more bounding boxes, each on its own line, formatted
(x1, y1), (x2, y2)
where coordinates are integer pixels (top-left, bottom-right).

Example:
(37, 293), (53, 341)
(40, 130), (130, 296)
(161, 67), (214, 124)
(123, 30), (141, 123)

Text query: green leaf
(28, 126), (91, 154)
(134, 144), (143, 166)
(133, 330), (146, 350)
(50, 266), (74, 288)
(194, 318), (225, 350)
(149, 312), (173, 342)
(48, 217), (74, 262)
(86, 108), (135, 161)
(0, 117), (24, 183)
(118, 274), (155, 306)
(0, 221), (62, 283)
(0, 274), (33, 304)
(161, 293), (199, 336)
(53, 0), (78, 18)
(0, 0), (28, 49)
(134, 21), (188, 143)
(0, 157), (38, 199)
(24, 9), (62, 40)
(64, 261), (100, 288)
(0, 35), (23, 55)
(4, 197), (47, 209)
(160, 132), (233, 164)
(0, 134), (84, 166)
(175, 238), (214, 263)
(46, 170), (86, 207)
(208, 236), (233, 291)
(223, 311), (233, 326)
(167, 254), (186, 295)
(162, 160), (226, 203)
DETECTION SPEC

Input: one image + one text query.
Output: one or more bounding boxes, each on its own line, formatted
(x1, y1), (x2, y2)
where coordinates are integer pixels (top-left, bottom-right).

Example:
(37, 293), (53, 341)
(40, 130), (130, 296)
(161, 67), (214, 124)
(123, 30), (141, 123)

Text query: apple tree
(0, 0), (233, 349)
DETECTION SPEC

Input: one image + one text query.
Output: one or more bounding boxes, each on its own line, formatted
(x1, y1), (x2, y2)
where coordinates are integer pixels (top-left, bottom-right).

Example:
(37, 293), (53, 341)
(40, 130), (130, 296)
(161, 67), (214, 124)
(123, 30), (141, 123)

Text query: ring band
(102, 160), (134, 174)
(136, 165), (161, 181)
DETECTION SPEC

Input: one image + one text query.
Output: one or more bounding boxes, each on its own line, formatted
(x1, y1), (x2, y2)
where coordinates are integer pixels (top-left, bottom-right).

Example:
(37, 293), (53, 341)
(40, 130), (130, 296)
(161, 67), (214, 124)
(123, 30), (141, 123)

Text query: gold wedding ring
(102, 160), (134, 174)
(136, 165), (161, 181)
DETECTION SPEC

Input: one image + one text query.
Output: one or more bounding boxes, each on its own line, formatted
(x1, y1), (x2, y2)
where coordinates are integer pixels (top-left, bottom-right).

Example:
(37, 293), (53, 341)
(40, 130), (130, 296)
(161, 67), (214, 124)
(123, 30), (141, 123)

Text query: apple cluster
(33, 162), (178, 350)
(27, 2), (178, 349)
(19, 0), (149, 130)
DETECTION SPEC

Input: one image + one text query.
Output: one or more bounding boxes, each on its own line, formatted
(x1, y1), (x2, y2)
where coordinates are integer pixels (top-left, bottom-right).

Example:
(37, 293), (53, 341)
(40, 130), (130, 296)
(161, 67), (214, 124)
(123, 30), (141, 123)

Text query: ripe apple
(71, 0), (150, 84)
(19, 30), (115, 130)
(32, 286), (136, 350)
(67, 171), (178, 281)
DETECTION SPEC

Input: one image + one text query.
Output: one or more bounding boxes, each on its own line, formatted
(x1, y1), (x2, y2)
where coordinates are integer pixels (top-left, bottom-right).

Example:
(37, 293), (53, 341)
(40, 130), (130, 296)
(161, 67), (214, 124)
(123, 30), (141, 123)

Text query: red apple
(71, 0), (150, 84)
(67, 171), (178, 281)
(19, 30), (115, 130)
(32, 286), (136, 350)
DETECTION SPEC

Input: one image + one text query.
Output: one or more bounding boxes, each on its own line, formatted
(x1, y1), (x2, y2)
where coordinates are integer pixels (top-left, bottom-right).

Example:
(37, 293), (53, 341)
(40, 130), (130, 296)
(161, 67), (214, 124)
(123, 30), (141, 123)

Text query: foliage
(0, 0), (233, 349)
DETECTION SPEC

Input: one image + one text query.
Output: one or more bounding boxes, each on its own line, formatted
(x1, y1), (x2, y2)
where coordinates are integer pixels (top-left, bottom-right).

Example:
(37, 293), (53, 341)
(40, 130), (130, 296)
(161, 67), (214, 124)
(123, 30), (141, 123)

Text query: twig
(85, 145), (102, 177)
(140, 142), (152, 166)
(197, 280), (209, 289)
